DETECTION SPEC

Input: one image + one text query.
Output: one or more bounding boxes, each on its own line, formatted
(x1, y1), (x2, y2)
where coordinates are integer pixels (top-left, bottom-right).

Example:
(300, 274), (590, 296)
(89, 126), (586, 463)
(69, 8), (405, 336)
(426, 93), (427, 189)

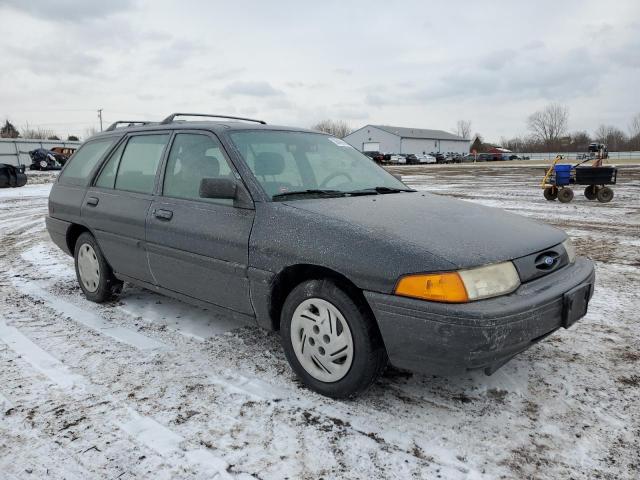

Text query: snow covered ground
(0, 165), (638, 479)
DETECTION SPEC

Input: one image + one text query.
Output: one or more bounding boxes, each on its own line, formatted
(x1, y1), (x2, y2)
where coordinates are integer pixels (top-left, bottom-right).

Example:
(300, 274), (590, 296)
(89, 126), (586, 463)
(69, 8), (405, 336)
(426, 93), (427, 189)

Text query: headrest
(254, 152), (285, 176)
(194, 155), (219, 178)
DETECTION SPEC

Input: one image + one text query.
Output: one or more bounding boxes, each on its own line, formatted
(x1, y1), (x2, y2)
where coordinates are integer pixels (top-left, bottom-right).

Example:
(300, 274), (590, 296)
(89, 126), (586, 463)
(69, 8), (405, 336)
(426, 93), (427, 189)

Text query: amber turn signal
(394, 272), (469, 303)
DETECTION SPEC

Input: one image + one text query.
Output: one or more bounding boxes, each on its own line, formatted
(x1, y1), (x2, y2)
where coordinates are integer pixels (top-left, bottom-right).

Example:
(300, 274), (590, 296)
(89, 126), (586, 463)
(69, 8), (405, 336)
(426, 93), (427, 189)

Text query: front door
(85, 133), (170, 283)
(145, 132), (255, 314)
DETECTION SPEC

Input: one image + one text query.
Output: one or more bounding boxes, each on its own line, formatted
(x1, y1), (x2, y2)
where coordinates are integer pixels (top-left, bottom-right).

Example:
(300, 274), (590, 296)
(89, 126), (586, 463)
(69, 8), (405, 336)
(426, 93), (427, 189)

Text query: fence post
(13, 140), (21, 167)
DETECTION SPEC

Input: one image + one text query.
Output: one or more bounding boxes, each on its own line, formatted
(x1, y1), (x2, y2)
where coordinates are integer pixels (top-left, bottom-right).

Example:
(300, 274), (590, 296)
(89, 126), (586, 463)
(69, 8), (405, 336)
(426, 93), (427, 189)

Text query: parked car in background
(461, 153), (476, 162)
(28, 148), (67, 170)
(450, 153), (464, 163)
(476, 153), (491, 162)
(404, 154), (419, 164)
(363, 151), (384, 164)
(389, 154), (406, 164)
(45, 112), (595, 398)
(433, 153), (446, 164)
(51, 146), (77, 159)
(415, 154), (436, 164)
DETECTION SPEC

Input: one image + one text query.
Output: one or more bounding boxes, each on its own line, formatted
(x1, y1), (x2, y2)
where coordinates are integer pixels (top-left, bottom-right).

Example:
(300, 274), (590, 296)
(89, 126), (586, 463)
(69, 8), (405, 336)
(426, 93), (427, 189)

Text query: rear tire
(558, 187), (574, 203)
(596, 186), (614, 203)
(280, 279), (387, 399)
(74, 232), (123, 303)
(543, 187), (558, 201)
(584, 185), (598, 200)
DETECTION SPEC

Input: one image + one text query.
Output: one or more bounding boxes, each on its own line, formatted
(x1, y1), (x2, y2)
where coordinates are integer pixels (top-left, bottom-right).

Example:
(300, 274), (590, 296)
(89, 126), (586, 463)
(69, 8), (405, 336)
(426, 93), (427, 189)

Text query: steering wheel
(319, 171), (353, 188)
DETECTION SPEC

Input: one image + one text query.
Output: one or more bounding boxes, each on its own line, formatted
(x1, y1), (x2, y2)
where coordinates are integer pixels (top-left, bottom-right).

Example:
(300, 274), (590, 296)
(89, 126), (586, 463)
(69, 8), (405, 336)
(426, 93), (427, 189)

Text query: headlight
(394, 261), (520, 303)
(562, 238), (576, 263)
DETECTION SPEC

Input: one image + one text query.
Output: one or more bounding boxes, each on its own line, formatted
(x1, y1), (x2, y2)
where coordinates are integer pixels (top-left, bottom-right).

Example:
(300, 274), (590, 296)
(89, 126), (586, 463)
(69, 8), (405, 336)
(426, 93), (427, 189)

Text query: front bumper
(364, 257), (595, 375)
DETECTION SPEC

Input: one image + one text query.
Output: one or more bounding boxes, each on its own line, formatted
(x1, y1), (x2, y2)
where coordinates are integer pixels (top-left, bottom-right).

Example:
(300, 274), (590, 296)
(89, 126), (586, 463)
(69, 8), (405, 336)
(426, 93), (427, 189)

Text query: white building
(343, 124), (469, 155)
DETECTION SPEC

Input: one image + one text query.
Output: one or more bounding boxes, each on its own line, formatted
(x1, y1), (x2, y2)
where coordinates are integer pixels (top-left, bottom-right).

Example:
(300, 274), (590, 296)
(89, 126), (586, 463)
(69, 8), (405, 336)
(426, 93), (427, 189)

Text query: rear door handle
(153, 209), (173, 220)
(86, 196), (99, 206)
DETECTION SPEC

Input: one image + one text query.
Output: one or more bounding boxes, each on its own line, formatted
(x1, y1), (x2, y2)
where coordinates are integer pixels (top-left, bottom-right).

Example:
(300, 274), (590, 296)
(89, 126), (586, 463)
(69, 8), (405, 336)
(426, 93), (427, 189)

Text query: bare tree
(569, 131), (591, 152)
(527, 103), (569, 148)
(594, 124), (627, 151)
(20, 123), (56, 139)
(83, 127), (98, 139)
(1, 120), (19, 138)
(455, 120), (472, 139)
(629, 113), (640, 150)
(311, 119), (352, 138)
(630, 113), (640, 138)
(470, 134), (484, 153)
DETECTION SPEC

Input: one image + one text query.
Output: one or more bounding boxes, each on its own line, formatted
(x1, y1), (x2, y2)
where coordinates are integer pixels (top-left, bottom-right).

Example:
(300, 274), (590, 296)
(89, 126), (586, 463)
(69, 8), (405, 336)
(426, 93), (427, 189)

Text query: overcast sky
(1, 0), (638, 140)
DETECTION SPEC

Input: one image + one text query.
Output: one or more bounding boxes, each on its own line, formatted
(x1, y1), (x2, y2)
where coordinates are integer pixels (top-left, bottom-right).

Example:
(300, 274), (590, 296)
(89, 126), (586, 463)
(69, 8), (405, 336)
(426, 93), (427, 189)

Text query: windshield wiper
(346, 186), (416, 196)
(272, 189), (346, 200)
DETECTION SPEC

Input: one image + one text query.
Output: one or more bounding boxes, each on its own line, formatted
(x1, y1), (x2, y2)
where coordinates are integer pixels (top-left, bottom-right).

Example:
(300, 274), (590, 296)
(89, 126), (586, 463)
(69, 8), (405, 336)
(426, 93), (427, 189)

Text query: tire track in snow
(11, 274), (168, 351)
(0, 316), (235, 479)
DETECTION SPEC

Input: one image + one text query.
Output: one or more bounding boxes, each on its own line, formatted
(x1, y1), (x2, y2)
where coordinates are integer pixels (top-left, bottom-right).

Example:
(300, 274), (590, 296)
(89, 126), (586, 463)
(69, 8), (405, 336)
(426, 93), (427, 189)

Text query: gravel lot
(1, 164), (638, 479)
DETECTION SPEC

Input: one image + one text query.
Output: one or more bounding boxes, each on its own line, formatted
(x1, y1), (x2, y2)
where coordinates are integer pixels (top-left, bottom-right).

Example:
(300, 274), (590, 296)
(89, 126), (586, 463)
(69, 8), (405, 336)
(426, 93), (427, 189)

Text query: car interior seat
(253, 151), (292, 196)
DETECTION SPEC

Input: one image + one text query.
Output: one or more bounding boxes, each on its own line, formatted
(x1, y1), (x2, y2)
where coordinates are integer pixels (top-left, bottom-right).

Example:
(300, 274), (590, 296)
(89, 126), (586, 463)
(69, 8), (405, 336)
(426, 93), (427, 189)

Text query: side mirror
(199, 177), (254, 209)
(199, 177), (237, 199)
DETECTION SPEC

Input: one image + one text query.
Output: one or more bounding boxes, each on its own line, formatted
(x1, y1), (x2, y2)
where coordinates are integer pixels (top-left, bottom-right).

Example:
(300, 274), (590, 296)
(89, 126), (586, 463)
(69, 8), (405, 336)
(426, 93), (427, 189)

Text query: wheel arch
(66, 223), (92, 254)
(268, 263), (377, 333)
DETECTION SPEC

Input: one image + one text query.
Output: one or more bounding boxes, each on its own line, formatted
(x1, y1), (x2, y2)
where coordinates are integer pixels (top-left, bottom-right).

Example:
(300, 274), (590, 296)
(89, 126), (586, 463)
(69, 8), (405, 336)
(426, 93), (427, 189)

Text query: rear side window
(114, 134), (169, 194)
(95, 139), (126, 188)
(60, 138), (115, 185)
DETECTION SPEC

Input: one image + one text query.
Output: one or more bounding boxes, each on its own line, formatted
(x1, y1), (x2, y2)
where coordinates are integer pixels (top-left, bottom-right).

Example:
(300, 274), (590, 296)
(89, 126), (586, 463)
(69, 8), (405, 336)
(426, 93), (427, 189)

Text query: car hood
(283, 191), (566, 270)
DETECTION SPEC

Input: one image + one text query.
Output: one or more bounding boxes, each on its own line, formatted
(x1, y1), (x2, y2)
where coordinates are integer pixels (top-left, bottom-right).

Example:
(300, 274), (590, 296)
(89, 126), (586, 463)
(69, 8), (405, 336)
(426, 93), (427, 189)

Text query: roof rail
(160, 113), (266, 125)
(105, 121), (154, 132)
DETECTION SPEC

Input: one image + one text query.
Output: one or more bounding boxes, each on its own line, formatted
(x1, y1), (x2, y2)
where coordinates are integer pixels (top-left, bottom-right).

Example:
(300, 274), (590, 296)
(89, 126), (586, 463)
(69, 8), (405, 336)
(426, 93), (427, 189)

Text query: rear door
(146, 132), (255, 314)
(83, 132), (170, 283)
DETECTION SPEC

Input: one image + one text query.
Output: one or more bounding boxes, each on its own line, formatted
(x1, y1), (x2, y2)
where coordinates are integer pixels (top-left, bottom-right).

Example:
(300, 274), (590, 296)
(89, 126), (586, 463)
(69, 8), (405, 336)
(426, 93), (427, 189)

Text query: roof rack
(160, 113), (266, 125)
(105, 121), (154, 132)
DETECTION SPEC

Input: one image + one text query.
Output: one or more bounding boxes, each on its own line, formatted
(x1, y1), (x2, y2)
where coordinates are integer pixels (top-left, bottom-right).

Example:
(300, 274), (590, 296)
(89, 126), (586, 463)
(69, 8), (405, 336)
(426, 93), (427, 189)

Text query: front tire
(280, 279), (387, 398)
(558, 187), (574, 203)
(543, 186), (558, 201)
(74, 232), (123, 303)
(584, 185), (598, 200)
(596, 186), (614, 203)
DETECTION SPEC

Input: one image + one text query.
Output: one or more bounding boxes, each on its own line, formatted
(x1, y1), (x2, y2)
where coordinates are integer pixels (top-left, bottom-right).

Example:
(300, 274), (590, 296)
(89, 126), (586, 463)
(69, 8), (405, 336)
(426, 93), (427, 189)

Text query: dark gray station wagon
(46, 113), (595, 398)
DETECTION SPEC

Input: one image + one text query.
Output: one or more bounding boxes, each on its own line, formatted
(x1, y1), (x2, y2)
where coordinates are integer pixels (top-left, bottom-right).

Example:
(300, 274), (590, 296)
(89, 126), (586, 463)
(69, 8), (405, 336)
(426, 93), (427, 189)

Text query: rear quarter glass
(59, 137), (117, 186)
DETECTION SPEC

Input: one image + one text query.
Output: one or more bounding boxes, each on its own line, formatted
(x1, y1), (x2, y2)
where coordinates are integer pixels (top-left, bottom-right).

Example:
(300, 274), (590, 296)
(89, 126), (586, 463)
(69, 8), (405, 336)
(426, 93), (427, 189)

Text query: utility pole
(97, 108), (103, 132)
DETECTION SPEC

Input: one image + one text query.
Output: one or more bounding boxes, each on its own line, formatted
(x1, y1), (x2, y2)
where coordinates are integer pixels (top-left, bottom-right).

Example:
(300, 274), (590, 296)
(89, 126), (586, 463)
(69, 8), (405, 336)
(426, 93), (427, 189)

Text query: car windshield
(229, 130), (409, 199)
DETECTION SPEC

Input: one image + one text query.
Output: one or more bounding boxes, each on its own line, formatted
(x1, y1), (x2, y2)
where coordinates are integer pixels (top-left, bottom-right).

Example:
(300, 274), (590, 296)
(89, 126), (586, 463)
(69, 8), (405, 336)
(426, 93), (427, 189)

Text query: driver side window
(162, 133), (234, 205)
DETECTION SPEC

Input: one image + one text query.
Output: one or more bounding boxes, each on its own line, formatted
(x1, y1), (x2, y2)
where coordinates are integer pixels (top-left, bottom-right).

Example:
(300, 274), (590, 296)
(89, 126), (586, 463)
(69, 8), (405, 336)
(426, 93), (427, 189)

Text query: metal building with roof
(343, 124), (469, 155)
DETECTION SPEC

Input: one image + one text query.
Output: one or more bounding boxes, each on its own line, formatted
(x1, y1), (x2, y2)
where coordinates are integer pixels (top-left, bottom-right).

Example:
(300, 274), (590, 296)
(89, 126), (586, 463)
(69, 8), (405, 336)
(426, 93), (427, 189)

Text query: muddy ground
(0, 164), (638, 479)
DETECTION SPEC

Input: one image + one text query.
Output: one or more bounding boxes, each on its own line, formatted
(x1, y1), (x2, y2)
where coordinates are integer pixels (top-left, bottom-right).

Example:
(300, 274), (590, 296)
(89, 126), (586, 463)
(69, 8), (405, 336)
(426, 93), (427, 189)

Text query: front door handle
(86, 196), (99, 206)
(153, 209), (173, 220)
